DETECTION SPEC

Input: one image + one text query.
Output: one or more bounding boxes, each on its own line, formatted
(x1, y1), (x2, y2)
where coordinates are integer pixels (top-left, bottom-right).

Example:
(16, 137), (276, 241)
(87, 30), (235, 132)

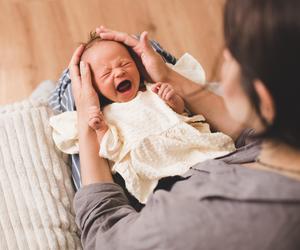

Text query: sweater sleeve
(99, 124), (124, 162)
(73, 183), (162, 250)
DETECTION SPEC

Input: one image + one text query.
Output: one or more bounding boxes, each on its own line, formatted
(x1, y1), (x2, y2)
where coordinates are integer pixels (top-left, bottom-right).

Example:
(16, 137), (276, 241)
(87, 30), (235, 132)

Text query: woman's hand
(96, 26), (170, 83)
(69, 44), (113, 185)
(69, 45), (100, 127)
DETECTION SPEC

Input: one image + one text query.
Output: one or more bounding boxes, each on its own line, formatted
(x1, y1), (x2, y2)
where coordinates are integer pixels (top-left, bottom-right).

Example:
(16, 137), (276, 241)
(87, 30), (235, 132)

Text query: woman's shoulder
(150, 156), (300, 249)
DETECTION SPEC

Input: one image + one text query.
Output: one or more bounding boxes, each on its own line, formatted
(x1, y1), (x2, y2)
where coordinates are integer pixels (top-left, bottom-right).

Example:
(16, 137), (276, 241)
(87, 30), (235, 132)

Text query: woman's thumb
(140, 31), (154, 57)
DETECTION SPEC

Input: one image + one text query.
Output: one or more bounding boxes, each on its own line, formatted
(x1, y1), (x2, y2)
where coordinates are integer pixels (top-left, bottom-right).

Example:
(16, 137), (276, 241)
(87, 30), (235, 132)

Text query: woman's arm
(78, 125), (113, 185)
(74, 183), (160, 249)
(69, 45), (113, 185)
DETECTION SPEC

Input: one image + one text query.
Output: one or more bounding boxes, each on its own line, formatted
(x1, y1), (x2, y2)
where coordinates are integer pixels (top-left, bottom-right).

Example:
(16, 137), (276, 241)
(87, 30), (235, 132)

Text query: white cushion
(0, 88), (82, 249)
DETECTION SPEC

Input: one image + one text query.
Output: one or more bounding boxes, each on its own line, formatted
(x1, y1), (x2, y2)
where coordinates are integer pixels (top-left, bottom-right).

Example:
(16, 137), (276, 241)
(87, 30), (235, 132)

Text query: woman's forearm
(78, 124), (113, 186)
(166, 69), (244, 140)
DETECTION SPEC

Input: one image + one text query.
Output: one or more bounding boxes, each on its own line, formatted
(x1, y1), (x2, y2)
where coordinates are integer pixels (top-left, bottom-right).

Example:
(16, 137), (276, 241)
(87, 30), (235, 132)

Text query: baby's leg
(88, 106), (107, 131)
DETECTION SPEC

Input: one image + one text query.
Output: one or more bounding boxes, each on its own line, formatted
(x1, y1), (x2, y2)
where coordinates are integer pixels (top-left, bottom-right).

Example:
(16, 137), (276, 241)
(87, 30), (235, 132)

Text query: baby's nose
(114, 68), (126, 78)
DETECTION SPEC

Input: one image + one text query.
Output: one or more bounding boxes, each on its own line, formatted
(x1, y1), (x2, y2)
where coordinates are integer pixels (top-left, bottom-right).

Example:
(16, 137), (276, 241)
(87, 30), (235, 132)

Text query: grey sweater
(74, 131), (300, 250)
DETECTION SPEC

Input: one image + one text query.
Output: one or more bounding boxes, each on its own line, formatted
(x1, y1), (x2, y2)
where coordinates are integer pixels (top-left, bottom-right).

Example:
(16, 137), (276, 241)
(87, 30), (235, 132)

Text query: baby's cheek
(128, 66), (140, 80)
(97, 81), (109, 94)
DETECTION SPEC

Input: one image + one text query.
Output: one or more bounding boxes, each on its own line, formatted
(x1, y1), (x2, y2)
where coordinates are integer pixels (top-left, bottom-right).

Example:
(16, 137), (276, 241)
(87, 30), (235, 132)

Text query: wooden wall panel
(0, 0), (225, 104)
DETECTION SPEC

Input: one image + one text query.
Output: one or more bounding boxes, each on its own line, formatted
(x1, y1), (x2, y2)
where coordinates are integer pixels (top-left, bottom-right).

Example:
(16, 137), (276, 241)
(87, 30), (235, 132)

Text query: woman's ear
(223, 49), (232, 61)
(254, 80), (275, 125)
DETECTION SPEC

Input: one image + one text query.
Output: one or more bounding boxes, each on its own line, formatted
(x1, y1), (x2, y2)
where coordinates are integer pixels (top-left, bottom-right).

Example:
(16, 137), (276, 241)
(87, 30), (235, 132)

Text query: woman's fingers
(69, 44), (85, 67)
(96, 29), (139, 48)
(79, 61), (101, 108)
(96, 25), (110, 33)
(70, 45), (85, 102)
(140, 31), (154, 57)
(80, 61), (93, 90)
(96, 26), (145, 57)
(97, 26), (156, 59)
(97, 28), (153, 56)
(69, 44), (85, 83)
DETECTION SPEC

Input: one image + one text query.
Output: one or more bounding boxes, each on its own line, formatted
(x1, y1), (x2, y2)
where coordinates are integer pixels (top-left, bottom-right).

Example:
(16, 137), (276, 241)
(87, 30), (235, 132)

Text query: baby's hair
(83, 31), (103, 50)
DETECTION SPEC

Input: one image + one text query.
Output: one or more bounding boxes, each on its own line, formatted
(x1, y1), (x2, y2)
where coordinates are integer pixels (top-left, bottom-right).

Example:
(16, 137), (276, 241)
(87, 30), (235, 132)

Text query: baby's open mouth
(116, 80), (132, 93)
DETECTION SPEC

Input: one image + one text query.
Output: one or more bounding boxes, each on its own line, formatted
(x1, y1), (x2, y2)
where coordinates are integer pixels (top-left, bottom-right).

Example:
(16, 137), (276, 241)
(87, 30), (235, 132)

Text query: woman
(70, 0), (300, 249)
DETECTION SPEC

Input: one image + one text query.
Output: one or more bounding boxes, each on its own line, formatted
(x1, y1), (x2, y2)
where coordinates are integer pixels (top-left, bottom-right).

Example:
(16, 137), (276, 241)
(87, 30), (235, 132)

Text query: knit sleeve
(73, 183), (162, 250)
(49, 111), (79, 154)
(99, 124), (124, 162)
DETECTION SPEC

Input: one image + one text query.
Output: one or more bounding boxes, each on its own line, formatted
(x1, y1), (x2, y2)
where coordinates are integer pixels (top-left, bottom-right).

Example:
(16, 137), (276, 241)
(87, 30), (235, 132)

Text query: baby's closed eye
(121, 61), (131, 67)
(100, 70), (111, 78)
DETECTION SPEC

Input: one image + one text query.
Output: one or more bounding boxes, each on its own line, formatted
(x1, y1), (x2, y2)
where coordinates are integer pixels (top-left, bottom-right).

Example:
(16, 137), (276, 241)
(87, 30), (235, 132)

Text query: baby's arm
(88, 106), (109, 143)
(88, 106), (123, 162)
(152, 82), (185, 114)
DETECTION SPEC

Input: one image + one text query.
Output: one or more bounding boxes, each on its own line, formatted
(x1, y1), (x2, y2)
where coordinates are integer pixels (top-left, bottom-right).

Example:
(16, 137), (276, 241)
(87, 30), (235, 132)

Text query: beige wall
(0, 0), (225, 105)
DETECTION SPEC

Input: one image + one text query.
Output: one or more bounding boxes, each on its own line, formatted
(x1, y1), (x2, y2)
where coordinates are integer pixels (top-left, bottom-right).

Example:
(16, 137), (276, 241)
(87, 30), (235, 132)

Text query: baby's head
(81, 32), (144, 104)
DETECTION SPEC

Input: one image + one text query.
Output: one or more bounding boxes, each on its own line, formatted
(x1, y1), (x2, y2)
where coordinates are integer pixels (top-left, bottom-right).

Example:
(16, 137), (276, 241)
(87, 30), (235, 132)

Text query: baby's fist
(88, 106), (108, 131)
(151, 82), (176, 102)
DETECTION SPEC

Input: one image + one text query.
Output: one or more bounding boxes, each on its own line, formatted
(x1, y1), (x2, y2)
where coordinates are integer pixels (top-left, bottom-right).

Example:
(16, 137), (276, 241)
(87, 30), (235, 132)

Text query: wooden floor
(0, 0), (225, 105)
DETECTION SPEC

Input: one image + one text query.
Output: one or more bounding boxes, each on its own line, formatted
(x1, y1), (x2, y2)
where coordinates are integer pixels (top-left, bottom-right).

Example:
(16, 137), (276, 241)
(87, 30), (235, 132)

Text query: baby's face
(81, 40), (140, 103)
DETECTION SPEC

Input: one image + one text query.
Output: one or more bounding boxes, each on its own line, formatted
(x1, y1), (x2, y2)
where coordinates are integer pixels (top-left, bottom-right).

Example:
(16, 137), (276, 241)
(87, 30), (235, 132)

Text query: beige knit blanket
(0, 97), (82, 250)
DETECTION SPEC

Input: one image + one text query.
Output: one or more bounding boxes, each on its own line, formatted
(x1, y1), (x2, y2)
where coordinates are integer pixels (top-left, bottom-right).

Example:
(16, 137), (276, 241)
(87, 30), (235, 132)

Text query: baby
(51, 33), (235, 203)
(81, 35), (186, 136)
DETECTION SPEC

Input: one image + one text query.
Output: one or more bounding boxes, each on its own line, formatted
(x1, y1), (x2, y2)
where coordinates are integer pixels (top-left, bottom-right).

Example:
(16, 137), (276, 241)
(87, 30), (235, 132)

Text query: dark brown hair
(224, 0), (300, 148)
(81, 32), (149, 107)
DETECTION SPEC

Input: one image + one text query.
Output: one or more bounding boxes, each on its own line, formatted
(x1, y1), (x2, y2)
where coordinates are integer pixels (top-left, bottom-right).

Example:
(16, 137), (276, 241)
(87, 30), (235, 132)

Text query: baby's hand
(151, 82), (176, 102)
(88, 106), (108, 132)
(152, 82), (185, 114)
